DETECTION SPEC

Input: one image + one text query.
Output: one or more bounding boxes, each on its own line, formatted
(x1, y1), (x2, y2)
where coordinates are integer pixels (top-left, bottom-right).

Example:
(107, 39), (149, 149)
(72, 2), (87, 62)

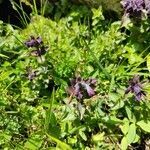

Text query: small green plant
(0, 1), (150, 149)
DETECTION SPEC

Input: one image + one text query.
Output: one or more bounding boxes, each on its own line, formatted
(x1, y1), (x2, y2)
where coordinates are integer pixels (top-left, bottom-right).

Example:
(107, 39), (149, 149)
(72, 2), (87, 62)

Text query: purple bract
(67, 77), (97, 100)
(125, 75), (145, 101)
(121, 0), (145, 17)
(25, 36), (48, 57)
(30, 46), (47, 57)
(25, 36), (43, 48)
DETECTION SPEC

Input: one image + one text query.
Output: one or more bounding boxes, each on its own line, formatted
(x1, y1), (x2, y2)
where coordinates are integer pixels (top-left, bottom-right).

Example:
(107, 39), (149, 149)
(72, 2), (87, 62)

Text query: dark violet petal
(135, 92), (142, 101)
(40, 46), (47, 55)
(25, 36), (43, 48)
(25, 39), (36, 47)
(125, 75), (146, 102)
(77, 92), (83, 100)
(133, 84), (141, 94)
(121, 0), (144, 17)
(36, 37), (43, 44)
(84, 84), (95, 97)
(30, 48), (47, 57)
(74, 83), (80, 95)
(68, 77), (97, 100)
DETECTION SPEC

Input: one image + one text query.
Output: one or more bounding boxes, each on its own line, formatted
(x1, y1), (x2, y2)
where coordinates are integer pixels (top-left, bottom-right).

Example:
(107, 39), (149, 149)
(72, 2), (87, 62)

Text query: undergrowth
(0, 0), (150, 149)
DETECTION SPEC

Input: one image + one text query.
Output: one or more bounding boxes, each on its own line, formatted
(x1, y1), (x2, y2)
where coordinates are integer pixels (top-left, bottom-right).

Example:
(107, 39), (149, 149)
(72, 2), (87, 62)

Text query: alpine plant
(25, 36), (48, 57)
(125, 75), (146, 101)
(121, 0), (150, 17)
(67, 77), (97, 100)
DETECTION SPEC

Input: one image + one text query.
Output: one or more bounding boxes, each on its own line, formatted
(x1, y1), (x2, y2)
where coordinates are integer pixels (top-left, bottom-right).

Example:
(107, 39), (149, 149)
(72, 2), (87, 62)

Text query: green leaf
(128, 53), (143, 65)
(137, 120), (150, 133)
(79, 130), (87, 141)
(133, 134), (140, 143)
(92, 132), (104, 142)
(125, 106), (132, 120)
(111, 100), (124, 110)
(0, 98), (7, 106)
(70, 125), (86, 134)
(0, 54), (9, 58)
(125, 106), (136, 122)
(121, 136), (128, 150)
(147, 55), (150, 72)
(0, 71), (13, 81)
(120, 118), (130, 135)
(126, 123), (136, 144)
(24, 135), (43, 150)
(103, 116), (123, 124)
(46, 133), (72, 150)
(68, 136), (77, 144)
(92, 6), (104, 20)
(45, 88), (55, 132)
(109, 92), (119, 102)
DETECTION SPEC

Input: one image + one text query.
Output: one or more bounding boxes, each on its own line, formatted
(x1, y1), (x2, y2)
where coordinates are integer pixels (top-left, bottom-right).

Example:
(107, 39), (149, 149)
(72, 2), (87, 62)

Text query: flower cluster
(25, 36), (43, 47)
(125, 75), (145, 101)
(121, 0), (145, 17)
(25, 36), (47, 57)
(67, 77), (97, 100)
(24, 36), (48, 81)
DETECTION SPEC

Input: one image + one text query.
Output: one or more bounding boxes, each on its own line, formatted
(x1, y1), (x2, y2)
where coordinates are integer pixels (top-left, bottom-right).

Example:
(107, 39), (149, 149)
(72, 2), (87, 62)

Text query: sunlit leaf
(121, 136), (128, 150)
(147, 55), (150, 72)
(126, 123), (136, 144)
(0, 54), (9, 58)
(137, 120), (150, 133)
(24, 134), (43, 150)
(125, 106), (136, 122)
(133, 134), (140, 143)
(46, 133), (72, 150)
(120, 118), (130, 135)
(92, 132), (104, 142)
(79, 130), (87, 141)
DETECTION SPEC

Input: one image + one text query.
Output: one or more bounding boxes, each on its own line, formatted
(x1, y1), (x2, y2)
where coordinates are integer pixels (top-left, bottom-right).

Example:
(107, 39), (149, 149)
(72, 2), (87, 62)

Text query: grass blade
(46, 133), (72, 150)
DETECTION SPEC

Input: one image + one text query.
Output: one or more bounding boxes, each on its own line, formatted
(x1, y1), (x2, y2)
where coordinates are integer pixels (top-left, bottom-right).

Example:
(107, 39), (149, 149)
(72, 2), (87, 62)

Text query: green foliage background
(0, 0), (150, 149)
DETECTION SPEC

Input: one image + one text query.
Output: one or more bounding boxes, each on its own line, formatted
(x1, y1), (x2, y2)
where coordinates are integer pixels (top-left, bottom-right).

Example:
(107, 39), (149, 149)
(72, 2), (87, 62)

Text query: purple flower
(30, 46), (48, 57)
(25, 36), (48, 58)
(25, 36), (43, 48)
(67, 77), (97, 100)
(121, 0), (145, 17)
(125, 75), (146, 101)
